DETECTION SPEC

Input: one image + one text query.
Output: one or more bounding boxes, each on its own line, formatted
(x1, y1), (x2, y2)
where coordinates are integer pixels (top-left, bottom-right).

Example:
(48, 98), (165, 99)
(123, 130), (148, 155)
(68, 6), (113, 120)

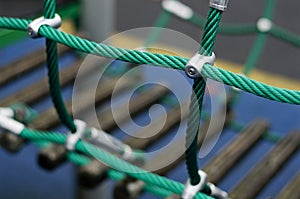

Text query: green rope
(19, 128), (212, 199)
(270, 25), (300, 48)
(243, 33), (267, 75)
(1, 17), (300, 105)
(184, 8), (222, 190)
(43, 0), (76, 132)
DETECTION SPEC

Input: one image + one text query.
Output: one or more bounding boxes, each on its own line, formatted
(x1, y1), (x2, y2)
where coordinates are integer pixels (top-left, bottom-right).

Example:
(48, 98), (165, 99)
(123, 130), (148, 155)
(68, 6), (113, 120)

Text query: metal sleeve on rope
(185, 52), (215, 79)
(257, 18), (272, 33)
(162, 0), (193, 20)
(182, 170), (207, 199)
(207, 183), (230, 199)
(0, 115), (25, 135)
(0, 107), (14, 118)
(27, 13), (61, 38)
(209, 0), (229, 11)
(66, 119), (86, 151)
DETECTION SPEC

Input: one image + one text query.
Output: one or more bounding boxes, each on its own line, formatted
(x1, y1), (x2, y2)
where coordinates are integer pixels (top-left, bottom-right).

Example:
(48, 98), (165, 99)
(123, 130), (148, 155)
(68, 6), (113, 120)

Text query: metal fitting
(27, 13), (61, 38)
(185, 52), (215, 79)
(66, 119), (87, 151)
(209, 0), (229, 11)
(182, 170), (208, 199)
(162, 0), (193, 20)
(0, 107), (14, 118)
(207, 183), (230, 199)
(257, 18), (272, 33)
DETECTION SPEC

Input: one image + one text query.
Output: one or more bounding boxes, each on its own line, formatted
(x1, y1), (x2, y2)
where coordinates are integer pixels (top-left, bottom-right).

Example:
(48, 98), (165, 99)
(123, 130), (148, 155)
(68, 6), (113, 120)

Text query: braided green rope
(43, 0), (77, 133)
(270, 25), (300, 48)
(33, 138), (180, 197)
(19, 128), (212, 199)
(1, 17), (300, 105)
(184, 8), (222, 191)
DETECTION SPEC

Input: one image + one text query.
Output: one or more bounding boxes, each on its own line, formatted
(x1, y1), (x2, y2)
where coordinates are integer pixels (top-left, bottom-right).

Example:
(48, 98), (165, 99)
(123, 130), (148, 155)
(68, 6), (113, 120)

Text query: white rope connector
(27, 13), (61, 38)
(185, 52), (215, 79)
(182, 170), (207, 199)
(122, 144), (134, 161)
(207, 183), (230, 199)
(66, 119), (87, 151)
(0, 107), (14, 118)
(209, 0), (229, 11)
(257, 18), (272, 33)
(0, 115), (25, 135)
(162, 0), (193, 20)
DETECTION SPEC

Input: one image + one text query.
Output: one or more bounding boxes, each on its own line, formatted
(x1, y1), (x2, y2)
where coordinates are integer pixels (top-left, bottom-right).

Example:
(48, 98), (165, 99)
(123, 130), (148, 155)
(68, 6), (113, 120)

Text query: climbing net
(0, 0), (300, 198)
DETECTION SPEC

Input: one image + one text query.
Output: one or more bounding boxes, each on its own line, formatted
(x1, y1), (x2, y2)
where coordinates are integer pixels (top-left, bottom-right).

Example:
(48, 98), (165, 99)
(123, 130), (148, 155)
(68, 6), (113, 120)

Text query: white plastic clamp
(66, 119), (87, 151)
(0, 114), (25, 135)
(209, 0), (229, 11)
(185, 52), (215, 79)
(257, 18), (272, 33)
(122, 144), (135, 161)
(182, 170), (208, 199)
(0, 107), (14, 118)
(27, 13), (61, 38)
(162, 0), (193, 20)
(207, 183), (230, 199)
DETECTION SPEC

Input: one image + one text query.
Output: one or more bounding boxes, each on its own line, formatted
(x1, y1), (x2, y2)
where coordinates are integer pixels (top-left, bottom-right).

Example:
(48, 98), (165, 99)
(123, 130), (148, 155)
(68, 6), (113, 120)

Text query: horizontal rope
(19, 128), (212, 199)
(1, 17), (299, 105)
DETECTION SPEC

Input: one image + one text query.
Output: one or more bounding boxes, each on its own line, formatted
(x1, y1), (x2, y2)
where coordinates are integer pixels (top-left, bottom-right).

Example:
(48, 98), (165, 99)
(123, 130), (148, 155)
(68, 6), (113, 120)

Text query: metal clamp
(27, 13), (61, 38)
(0, 114), (25, 135)
(257, 18), (272, 33)
(0, 107), (14, 118)
(162, 0), (193, 20)
(185, 52), (215, 79)
(66, 119), (86, 151)
(209, 0), (229, 11)
(207, 183), (230, 199)
(181, 170), (207, 199)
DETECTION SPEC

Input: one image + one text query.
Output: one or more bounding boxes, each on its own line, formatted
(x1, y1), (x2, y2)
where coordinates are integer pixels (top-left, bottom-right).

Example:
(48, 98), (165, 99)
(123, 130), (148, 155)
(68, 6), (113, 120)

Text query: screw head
(188, 67), (196, 76)
(27, 28), (34, 36)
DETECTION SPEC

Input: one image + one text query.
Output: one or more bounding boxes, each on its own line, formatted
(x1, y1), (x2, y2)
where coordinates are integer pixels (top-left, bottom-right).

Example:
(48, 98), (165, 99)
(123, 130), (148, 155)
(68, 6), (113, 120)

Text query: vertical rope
(43, 0), (76, 132)
(185, 8), (222, 187)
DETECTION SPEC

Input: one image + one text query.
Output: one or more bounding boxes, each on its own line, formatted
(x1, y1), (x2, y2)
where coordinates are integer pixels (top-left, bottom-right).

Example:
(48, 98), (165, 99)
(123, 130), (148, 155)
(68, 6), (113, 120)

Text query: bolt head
(185, 66), (199, 78)
(188, 67), (196, 75)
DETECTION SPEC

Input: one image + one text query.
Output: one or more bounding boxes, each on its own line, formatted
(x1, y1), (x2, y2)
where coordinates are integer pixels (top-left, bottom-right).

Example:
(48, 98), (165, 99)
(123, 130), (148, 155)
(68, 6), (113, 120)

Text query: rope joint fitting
(181, 170), (207, 199)
(185, 52), (215, 79)
(209, 0), (229, 11)
(162, 0), (193, 20)
(27, 13), (61, 38)
(66, 119), (86, 151)
(257, 18), (272, 33)
(207, 183), (230, 199)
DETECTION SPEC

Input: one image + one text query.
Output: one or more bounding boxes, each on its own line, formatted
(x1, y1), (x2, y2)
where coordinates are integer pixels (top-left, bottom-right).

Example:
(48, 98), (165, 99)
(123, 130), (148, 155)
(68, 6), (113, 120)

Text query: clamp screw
(187, 67), (196, 76)
(185, 52), (216, 79)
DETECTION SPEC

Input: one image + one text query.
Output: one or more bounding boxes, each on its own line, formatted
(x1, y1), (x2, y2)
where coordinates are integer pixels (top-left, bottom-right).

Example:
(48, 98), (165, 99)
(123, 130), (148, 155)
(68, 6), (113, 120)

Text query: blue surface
(0, 38), (77, 199)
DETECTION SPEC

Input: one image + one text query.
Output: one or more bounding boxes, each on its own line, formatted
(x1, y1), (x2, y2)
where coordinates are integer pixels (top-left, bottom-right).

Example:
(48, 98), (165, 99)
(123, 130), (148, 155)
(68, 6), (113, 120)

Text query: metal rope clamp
(181, 170), (207, 199)
(209, 0), (229, 11)
(207, 182), (230, 199)
(185, 52), (215, 79)
(66, 119), (87, 151)
(27, 13), (61, 39)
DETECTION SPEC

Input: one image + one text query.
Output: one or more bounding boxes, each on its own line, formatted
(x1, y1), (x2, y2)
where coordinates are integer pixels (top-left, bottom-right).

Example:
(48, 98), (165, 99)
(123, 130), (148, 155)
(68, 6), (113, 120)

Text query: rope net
(0, 0), (299, 198)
